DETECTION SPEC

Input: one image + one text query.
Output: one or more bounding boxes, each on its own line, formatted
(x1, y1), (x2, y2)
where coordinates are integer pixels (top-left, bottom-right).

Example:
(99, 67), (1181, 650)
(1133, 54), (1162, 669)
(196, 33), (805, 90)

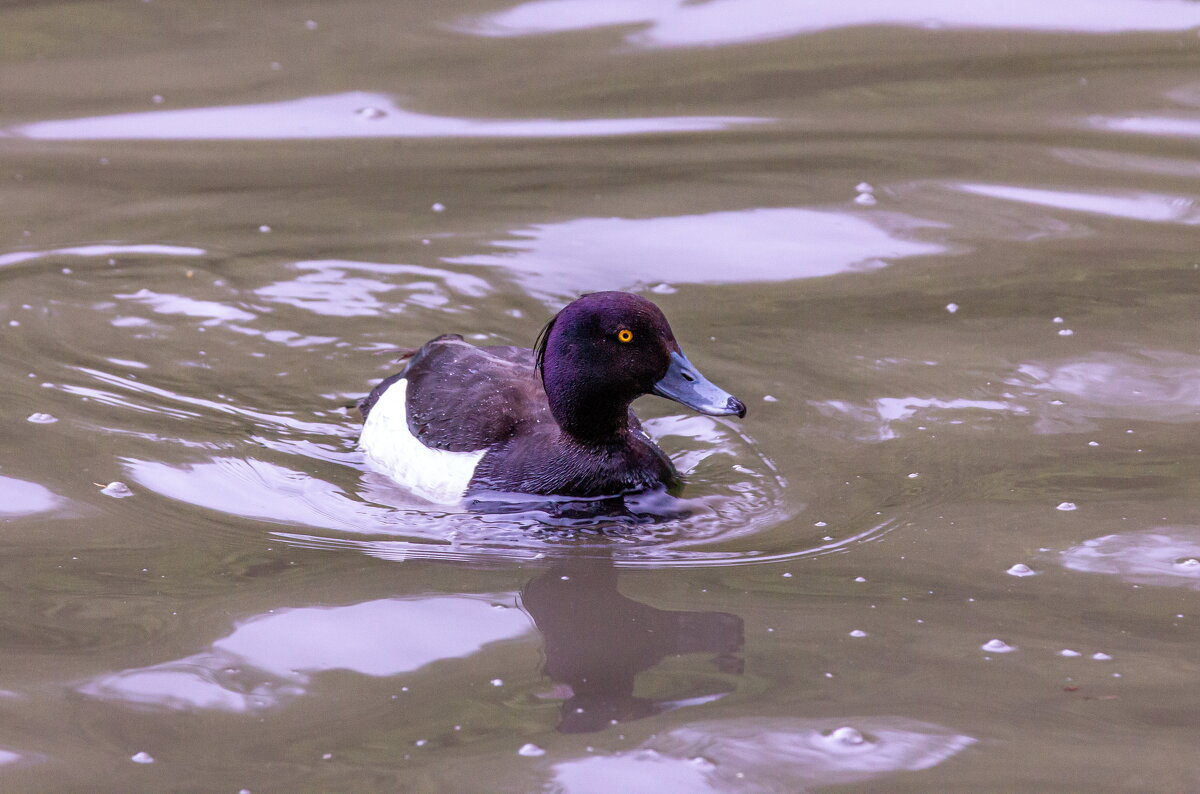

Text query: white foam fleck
(101, 481), (133, 498)
(981, 639), (1016, 653)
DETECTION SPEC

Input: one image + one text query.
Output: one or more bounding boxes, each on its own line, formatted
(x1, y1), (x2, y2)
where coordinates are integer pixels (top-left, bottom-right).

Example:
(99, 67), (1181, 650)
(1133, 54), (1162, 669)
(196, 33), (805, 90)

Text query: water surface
(1, 1), (1199, 790)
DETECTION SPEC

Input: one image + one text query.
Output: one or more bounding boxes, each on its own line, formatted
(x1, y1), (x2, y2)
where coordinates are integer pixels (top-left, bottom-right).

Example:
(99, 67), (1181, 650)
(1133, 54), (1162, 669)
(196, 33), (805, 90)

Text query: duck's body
(358, 292), (745, 504)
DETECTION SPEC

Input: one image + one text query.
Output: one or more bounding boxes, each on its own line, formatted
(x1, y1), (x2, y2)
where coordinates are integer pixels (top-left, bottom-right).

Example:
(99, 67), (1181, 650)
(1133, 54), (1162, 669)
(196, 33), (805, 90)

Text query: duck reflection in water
(521, 552), (743, 733)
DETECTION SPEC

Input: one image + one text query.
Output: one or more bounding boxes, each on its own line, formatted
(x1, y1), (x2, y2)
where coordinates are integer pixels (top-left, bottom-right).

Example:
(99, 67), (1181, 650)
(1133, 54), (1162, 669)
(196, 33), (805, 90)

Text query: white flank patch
(359, 379), (485, 504)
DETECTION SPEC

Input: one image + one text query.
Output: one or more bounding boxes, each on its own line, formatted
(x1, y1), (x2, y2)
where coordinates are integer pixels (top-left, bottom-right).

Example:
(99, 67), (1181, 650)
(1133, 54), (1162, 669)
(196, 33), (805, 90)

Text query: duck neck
(545, 380), (634, 446)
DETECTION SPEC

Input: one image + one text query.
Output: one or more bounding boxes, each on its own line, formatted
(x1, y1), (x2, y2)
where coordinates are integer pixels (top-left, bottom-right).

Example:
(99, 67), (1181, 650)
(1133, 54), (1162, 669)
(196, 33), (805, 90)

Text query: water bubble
(101, 481), (133, 498)
(907, 472), (919, 479)
(814, 521), (827, 527)
(355, 106), (387, 120)
(1052, 316), (1064, 324)
(1092, 652), (1112, 661)
(1175, 557), (1200, 568)
(849, 629), (868, 638)
(431, 202), (446, 213)
(490, 678), (504, 687)
(650, 283), (677, 295)
(26, 413), (57, 424)
(1058, 329), (1074, 337)
(414, 739), (427, 747)
(828, 726), (867, 745)
(855, 182), (874, 193)
(1006, 563), (1036, 577)
(151, 95), (164, 104)
(763, 394), (778, 402)
(981, 639), (1016, 653)
(1059, 649), (1081, 657)
(130, 751), (155, 764)
(258, 225), (272, 233)
(305, 19), (318, 30)
(945, 303), (959, 313)
(518, 744), (545, 757)
(322, 753), (332, 760)
(781, 572), (793, 578)
(854, 576), (867, 583)
(854, 192), (877, 206)
(1088, 441), (1099, 447)
(1056, 502), (1077, 512)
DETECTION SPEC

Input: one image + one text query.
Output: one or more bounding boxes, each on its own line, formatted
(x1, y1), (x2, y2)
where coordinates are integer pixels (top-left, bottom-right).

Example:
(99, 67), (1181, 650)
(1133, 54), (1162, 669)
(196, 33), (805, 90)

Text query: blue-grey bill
(652, 351), (747, 418)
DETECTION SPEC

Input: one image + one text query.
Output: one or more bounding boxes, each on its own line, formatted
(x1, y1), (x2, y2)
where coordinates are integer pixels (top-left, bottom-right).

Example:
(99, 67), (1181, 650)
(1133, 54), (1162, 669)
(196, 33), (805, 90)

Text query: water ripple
(551, 717), (976, 792)
(79, 595), (533, 712)
(463, 0), (1200, 48)
(451, 208), (945, 301)
(1061, 528), (1200, 590)
(9, 92), (767, 141)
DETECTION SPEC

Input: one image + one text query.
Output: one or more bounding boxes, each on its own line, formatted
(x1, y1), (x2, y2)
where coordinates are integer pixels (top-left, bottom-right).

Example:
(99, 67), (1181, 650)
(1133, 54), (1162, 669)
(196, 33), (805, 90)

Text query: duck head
(536, 292), (746, 442)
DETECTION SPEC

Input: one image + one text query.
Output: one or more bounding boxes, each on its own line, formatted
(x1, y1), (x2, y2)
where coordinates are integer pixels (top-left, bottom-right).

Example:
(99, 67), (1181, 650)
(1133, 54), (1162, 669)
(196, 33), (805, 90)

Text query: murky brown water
(2, 1), (1200, 790)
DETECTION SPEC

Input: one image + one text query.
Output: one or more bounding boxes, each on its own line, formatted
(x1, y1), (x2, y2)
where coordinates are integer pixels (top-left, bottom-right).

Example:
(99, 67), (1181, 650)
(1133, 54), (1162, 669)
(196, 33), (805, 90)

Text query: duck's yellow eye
(617, 329), (634, 343)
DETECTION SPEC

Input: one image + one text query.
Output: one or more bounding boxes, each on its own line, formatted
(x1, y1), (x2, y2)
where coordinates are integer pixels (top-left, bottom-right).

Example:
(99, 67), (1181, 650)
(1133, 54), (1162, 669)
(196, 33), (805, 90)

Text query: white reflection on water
(125, 457), (374, 532)
(79, 596), (533, 712)
(956, 184), (1200, 224)
(1061, 528), (1200, 590)
(255, 260), (491, 318)
(9, 92), (766, 141)
(821, 351), (1200, 440)
(1086, 115), (1200, 139)
(818, 397), (1021, 442)
(1011, 352), (1200, 432)
(1051, 148), (1200, 179)
(0, 244), (206, 269)
(0, 476), (66, 518)
(551, 717), (975, 792)
(451, 209), (945, 299)
(464, 0), (1200, 48)
(116, 288), (257, 324)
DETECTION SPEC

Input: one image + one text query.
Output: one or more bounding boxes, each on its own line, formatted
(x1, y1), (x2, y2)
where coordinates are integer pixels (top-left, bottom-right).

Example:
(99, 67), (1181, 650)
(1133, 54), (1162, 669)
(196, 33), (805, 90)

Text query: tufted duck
(358, 291), (746, 503)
